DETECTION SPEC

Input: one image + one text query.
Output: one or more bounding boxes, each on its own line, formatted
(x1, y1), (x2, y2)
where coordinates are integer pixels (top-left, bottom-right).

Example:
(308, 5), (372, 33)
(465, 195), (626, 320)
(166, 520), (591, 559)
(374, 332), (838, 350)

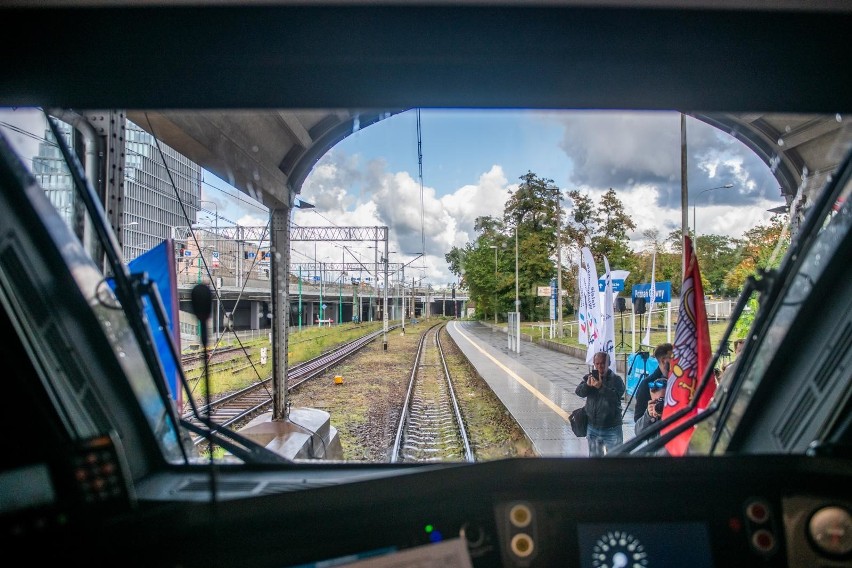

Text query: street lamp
(489, 245), (498, 324)
(692, 184), (734, 237)
(554, 188), (564, 338)
(514, 223), (520, 313)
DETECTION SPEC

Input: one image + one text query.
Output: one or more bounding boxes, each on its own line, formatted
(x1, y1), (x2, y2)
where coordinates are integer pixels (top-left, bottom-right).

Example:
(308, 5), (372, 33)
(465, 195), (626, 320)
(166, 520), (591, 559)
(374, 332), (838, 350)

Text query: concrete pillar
(250, 300), (261, 330)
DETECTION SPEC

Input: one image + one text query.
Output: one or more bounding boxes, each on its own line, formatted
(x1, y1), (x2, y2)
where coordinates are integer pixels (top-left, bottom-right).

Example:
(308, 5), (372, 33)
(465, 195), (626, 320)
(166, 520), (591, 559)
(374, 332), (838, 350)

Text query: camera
(654, 398), (665, 414)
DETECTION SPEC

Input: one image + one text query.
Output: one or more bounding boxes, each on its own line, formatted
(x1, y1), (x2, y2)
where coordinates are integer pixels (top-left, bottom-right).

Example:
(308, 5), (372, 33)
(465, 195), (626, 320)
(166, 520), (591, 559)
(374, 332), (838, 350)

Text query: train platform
(446, 320), (637, 457)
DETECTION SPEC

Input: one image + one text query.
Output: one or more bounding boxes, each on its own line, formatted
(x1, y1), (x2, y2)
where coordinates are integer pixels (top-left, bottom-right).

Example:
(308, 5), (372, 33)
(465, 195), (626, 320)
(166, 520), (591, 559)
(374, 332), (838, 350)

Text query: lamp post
(293, 198), (316, 327)
(489, 244), (498, 324)
(554, 188), (564, 338)
(514, 223), (520, 314)
(692, 184), (734, 238)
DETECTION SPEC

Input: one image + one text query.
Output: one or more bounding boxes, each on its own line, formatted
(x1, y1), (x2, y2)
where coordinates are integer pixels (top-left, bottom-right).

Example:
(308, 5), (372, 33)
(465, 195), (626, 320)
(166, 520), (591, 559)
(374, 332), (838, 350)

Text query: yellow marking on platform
(451, 322), (570, 422)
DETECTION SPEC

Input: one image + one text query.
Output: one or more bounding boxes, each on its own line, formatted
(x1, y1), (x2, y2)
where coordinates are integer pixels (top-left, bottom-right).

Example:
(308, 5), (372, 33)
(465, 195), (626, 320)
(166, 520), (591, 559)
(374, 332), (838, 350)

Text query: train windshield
(5, 4), (852, 568)
(2, 106), (851, 466)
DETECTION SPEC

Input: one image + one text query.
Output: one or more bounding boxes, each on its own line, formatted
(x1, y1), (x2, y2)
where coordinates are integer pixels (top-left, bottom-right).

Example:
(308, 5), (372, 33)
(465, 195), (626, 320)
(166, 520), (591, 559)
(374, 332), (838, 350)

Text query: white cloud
(299, 152), (512, 284)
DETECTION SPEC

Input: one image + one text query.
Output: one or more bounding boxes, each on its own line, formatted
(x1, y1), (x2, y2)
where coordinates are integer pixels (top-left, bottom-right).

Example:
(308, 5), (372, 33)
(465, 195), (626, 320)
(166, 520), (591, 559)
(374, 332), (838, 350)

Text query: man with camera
(575, 351), (626, 456)
(634, 378), (667, 440)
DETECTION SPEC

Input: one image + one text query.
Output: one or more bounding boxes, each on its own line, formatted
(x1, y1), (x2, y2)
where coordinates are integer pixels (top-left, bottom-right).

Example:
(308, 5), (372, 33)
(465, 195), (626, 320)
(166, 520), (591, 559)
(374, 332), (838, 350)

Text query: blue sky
(333, 110), (571, 194)
(215, 109), (784, 286)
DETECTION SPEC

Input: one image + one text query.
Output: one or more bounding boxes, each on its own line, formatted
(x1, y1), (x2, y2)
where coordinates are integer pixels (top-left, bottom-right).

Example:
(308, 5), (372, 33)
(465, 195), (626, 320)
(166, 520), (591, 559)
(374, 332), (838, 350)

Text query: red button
(752, 529), (775, 552)
(746, 501), (769, 523)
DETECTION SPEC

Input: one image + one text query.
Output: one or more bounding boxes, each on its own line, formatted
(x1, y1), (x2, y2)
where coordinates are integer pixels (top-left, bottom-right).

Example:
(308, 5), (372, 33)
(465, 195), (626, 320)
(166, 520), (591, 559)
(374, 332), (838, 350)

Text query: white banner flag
(642, 251), (657, 346)
(578, 267), (588, 346)
(581, 247), (601, 364)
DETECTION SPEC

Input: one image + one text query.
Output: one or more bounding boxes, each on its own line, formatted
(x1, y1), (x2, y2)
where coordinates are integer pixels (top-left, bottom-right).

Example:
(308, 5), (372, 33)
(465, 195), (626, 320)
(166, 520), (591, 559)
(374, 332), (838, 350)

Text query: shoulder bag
(570, 406), (588, 437)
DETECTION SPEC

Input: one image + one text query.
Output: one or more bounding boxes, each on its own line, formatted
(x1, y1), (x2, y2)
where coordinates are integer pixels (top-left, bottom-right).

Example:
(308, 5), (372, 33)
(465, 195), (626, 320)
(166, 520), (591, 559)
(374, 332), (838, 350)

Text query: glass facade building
(123, 120), (202, 261)
(31, 118), (202, 262)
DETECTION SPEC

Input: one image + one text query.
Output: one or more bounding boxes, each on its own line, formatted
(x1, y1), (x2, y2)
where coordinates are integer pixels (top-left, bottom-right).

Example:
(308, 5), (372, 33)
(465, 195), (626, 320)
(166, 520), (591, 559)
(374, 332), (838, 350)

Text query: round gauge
(591, 530), (648, 568)
(808, 506), (852, 557)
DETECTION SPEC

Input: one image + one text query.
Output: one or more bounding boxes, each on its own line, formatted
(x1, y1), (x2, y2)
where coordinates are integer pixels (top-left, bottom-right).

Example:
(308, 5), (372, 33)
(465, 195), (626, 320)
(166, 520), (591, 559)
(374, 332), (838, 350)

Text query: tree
(563, 189), (598, 252)
(595, 188), (637, 268)
(629, 229), (680, 291)
(447, 215), (515, 320)
(444, 245), (467, 282)
(694, 233), (739, 296)
(564, 188), (636, 290)
(498, 172), (564, 319)
(446, 175), (783, 324)
(724, 215), (789, 291)
(725, 218), (789, 341)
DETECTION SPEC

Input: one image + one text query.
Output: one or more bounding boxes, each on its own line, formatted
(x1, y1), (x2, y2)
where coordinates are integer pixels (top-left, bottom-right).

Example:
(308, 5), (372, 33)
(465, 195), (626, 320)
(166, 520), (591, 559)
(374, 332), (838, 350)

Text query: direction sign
(632, 281), (672, 303)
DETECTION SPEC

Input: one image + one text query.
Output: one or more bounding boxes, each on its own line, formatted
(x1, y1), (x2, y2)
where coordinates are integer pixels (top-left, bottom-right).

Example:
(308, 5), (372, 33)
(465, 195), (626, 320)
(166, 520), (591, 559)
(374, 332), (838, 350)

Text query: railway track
(390, 322), (474, 463)
(182, 324), (399, 445)
(181, 345), (243, 366)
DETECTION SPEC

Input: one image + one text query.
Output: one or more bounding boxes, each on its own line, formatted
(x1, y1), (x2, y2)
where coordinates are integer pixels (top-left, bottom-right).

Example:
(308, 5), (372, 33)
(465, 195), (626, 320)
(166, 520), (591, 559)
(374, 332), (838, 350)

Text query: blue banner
(631, 281), (672, 302)
(550, 278), (556, 320)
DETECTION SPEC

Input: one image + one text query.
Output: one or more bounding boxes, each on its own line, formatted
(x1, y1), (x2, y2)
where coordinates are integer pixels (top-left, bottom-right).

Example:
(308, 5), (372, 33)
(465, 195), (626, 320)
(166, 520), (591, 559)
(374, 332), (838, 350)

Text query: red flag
(661, 236), (714, 455)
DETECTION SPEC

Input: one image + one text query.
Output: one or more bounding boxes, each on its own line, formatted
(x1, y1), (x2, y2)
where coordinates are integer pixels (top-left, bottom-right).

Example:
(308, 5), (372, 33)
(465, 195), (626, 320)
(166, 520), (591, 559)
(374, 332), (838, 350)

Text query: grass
(185, 321), (387, 400)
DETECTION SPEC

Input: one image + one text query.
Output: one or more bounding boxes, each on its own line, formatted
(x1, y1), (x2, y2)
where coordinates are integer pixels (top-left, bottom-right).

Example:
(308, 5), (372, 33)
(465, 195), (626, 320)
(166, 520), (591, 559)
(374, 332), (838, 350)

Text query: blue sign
(550, 278), (557, 320)
(631, 281), (672, 303)
(109, 240), (181, 404)
(598, 279), (625, 292)
(313, 275), (321, 282)
(183, 250), (192, 257)
(626, 353), (660, 397)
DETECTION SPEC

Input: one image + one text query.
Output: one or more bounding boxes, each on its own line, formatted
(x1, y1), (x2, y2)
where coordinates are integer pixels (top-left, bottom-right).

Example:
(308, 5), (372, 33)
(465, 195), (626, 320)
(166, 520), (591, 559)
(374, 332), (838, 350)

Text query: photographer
(575, 351), (626, 456)
(634, 378), (667, 438)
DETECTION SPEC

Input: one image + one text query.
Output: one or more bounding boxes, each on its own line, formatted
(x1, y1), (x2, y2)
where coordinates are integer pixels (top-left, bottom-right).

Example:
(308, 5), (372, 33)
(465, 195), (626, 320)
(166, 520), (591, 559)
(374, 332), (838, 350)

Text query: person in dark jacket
(576, 351), (626, 456)
(633, 377), (671, 456)
(635, 377), (667, 437)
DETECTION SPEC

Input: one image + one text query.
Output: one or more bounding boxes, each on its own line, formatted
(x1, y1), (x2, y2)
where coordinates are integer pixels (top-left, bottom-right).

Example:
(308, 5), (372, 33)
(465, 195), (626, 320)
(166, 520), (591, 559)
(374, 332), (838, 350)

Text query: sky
(0, 107), (786, 288)
(203, 109), (785, 287)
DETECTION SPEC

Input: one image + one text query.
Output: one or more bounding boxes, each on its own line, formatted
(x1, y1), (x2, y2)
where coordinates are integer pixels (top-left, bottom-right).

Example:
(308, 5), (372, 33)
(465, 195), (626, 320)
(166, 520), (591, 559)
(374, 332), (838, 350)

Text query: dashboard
(10, 453), (848, 567)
